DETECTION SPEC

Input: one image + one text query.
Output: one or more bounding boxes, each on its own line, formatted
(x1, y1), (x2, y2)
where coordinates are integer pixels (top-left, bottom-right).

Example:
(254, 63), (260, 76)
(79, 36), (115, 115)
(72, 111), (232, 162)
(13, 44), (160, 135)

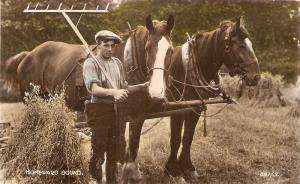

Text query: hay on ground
(286, 101), (300, 118)
(3, 85), (88, 184)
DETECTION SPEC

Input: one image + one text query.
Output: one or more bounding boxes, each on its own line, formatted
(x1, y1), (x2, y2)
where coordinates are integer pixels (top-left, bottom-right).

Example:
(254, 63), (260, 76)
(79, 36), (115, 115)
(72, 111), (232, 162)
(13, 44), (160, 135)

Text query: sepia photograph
(0, 0), (299, 183)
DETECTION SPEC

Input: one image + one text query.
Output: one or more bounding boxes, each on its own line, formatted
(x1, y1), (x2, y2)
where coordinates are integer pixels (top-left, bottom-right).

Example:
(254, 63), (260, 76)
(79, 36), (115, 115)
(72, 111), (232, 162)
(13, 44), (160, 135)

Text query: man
(83, 30), (148, 183)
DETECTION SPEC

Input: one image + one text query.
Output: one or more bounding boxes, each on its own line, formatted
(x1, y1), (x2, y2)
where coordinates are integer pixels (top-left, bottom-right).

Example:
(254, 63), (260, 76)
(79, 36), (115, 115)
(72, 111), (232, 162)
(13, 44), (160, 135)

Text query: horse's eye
(239, 44), (246, 49)
(145, 44), (151, 51)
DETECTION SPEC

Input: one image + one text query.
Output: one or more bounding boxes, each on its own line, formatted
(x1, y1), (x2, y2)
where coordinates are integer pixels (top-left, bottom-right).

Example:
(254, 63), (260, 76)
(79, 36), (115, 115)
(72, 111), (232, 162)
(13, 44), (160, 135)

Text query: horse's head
(222, 16), (260, 86)
(145, 15), (174, 101)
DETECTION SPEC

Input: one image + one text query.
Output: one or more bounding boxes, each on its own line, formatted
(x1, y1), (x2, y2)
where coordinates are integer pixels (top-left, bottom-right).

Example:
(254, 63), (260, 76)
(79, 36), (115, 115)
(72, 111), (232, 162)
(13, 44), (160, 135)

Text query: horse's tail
(1, 51), (29, 101)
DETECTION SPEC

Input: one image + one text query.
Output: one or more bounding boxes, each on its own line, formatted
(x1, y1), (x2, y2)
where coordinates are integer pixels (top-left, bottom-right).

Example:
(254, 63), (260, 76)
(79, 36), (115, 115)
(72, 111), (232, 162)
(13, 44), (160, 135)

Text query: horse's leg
(165, 114), (184, 178)
(128, 120), (144, 161)
(179, 112), (200, 182)
(121, 120), (144, 183)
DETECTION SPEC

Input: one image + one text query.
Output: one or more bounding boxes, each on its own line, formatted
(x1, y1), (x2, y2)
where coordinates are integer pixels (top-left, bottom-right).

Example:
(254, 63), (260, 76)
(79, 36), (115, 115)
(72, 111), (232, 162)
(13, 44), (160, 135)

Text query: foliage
(1, 0), (299, 82)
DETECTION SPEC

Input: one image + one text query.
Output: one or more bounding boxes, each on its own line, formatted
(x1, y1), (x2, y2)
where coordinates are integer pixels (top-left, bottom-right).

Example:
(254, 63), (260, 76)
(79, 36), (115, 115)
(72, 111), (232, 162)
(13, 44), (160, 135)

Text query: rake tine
(105, 3), (110, 11)
(76, 14), (83, 27)
(26, 3), (31, 10)
(35, 2), (40, 10)
(46, 4), (50, 10)
(58, 3), (62, 10)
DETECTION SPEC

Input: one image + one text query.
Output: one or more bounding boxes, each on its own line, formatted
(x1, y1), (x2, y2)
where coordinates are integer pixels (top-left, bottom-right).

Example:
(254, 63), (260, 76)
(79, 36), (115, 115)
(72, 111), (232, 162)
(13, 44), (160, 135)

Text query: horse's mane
(192, 20), (233, 40)
(119, 25), (147, 41)
(190, 21), (234, 82)
(119, 19), (169, 41)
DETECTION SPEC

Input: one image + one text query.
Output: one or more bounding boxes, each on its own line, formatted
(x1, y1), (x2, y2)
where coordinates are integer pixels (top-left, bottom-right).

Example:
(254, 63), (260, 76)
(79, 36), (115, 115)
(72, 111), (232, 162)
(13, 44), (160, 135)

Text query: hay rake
(24, 2), (117, 90)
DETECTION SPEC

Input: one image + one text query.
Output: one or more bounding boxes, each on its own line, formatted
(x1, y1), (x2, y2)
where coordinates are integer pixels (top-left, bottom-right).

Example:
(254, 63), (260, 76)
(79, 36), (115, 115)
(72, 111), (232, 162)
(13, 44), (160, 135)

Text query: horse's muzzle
(245, 74), (260, 86)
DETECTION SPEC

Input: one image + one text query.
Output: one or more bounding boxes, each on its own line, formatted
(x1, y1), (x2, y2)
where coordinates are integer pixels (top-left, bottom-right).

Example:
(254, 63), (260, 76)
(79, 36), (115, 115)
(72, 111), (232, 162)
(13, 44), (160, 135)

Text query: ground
(0, 88), (299, 184)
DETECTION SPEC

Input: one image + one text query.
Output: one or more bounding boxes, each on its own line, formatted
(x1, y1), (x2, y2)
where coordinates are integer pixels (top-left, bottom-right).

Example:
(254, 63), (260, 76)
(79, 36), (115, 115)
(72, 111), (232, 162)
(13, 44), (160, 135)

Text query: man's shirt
(83, 56), (128, 103)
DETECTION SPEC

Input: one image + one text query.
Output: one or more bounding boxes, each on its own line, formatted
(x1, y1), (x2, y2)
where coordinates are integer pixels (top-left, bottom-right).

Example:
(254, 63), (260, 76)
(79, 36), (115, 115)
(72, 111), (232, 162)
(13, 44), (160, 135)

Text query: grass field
(139, 103), (299, 183)
(0, 89), (299, 183)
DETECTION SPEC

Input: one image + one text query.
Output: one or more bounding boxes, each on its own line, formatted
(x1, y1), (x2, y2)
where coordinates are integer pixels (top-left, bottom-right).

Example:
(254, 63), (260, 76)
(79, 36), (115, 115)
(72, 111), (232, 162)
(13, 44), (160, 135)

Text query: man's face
(98, 40), (116, 59)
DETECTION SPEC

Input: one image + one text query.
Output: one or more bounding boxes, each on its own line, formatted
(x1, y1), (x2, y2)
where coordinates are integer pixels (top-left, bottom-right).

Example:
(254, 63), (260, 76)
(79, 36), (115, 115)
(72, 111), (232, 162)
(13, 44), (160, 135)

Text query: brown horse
(113, 15), (174, 182)
(1, 15), (174, 183)
(1, 15), (174, 113)
(128, 16), (260, 183)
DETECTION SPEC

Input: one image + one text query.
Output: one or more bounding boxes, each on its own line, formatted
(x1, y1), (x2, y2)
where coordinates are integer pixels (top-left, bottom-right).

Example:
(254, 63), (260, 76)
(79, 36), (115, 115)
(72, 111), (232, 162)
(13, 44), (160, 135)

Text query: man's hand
(112, 89), (129, 103)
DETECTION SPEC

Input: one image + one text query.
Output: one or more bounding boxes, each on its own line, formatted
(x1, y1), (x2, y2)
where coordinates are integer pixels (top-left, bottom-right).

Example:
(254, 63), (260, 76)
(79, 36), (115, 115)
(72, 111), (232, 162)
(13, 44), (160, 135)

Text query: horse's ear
(235, 16), (250, 37)
(166, 14), (175, 36)
(146, 15), (154, 33)
(235, 16), (245, 33)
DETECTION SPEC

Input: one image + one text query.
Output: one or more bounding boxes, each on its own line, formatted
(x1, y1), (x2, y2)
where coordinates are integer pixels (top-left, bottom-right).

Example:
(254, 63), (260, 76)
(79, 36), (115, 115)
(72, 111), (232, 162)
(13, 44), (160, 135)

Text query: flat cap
(95, 30), (122, 44)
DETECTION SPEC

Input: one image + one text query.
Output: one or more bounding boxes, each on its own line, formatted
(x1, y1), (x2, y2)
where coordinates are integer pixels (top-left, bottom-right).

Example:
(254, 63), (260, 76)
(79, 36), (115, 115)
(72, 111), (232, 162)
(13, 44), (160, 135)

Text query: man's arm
(91, 83), (129, 102)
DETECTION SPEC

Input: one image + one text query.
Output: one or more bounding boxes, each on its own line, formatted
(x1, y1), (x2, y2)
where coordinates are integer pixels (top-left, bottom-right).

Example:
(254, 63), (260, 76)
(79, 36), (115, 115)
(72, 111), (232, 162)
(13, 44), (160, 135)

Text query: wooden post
(203, 109), (207, 137)
(163, 99), (231, 108)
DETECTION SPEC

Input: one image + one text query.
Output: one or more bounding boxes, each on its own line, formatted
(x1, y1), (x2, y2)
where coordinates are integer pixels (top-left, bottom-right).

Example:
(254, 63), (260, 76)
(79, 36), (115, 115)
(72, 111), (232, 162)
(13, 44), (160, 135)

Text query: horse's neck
(123, 28), (148, 84)
(194, 29), (225, 81)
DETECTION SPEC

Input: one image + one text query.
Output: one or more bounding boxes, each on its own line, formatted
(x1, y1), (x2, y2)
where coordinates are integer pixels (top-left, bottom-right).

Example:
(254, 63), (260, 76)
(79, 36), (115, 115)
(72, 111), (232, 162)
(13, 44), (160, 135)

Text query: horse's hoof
(174, 176), (189, 184)
(121, 162), (143, 183)
(189, 170), (199, 181)
(89, 178), (102, 184)
(183, 170), (199, 183)
(190, 170), (199, 178)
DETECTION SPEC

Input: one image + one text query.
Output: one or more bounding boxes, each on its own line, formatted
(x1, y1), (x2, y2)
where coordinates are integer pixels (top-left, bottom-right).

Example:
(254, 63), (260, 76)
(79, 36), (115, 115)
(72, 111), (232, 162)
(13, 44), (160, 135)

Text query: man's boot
(106, 162), (118, 184)
(89, 156), (103, 183)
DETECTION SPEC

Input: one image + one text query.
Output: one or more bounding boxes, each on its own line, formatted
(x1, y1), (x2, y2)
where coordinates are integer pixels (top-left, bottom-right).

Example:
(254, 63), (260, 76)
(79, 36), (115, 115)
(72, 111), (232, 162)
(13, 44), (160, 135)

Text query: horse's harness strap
(224, 26), (231, 53)
(63, 62), (83, 85)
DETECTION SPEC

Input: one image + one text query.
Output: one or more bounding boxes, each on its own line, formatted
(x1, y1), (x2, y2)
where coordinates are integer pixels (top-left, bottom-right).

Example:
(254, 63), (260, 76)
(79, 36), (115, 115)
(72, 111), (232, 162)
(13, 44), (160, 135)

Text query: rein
(127, 30), (148, 82)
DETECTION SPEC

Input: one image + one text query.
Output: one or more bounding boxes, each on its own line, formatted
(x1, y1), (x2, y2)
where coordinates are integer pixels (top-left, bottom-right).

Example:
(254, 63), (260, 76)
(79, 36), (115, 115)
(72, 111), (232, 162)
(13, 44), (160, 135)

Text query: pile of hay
(220, 75), (256, 100)
(220, 72), (287, 107)
(220, 76), (244, 98)
(3, 85), (88, 184)
(249, 72), (287, 107)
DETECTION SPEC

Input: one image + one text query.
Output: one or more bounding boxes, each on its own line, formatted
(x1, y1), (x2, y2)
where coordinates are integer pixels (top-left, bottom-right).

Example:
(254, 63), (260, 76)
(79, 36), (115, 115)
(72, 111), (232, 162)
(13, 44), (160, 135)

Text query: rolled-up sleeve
(83, 58), (102, 92)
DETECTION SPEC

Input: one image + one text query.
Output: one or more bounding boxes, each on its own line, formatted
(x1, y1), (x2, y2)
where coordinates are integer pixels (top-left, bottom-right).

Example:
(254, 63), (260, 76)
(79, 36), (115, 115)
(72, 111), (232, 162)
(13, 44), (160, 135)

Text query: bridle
(223, 26), (257, 79)
(146, 46), (173, 77)
(127, 29), (173, 81)
(147, 67), (169, 73)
